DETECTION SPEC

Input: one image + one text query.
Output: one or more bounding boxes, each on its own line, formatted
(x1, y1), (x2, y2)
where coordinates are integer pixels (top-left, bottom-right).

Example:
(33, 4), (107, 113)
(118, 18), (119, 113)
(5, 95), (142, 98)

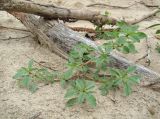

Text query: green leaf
(69, 50), (80, 59)
(127, 66), (136, 73)
(65, 88), (78, 99)
(76, 79), (85, 90)
(136, 32), (147, 39)
(21, 76), (31, 87)
(110, 68), (120, 77)
(63, 69), (74, 80)
(104, 31), (119, 39)
(66, 98), (78, 107)
(117, 36), (126, 45)
(124, 82), (132, 96)
(113, 79), (122, 86)
(60, 79), (67, 88)
(116, 21), (127, 27)
(118, 21), (139, 34)
(156, 30), (160, 34)
(122, 46), (130, 53)
(102, 42), (114, 53)
(86, 94), (96, 107)
(86, 81), (95, 91)
(99, 79), (118, 96)
(13, 68), (28, 79)
(129, 32), (147, 42)
(77, 92), (85, 104)
(99, 84), (110, 96)
(127, 43), (137, 53)
(80, 66), (89, 73)
(129, 75), (140, 83)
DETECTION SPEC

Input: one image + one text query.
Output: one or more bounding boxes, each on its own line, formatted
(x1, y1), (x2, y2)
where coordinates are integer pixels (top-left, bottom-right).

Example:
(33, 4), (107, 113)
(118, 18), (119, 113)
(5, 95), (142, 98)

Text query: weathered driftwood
(9, 12), (160, 91)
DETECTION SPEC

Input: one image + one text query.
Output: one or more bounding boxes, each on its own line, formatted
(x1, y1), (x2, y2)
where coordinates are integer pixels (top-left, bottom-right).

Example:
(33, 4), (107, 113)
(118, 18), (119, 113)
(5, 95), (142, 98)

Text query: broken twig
(0, 35), (30, 41)
(87, 3), (136, 9)
(128, 9), (160, 24)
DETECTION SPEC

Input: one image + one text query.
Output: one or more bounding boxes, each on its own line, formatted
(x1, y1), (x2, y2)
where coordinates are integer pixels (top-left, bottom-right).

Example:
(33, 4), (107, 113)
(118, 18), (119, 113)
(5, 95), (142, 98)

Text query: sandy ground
(0, 0), (160, 119)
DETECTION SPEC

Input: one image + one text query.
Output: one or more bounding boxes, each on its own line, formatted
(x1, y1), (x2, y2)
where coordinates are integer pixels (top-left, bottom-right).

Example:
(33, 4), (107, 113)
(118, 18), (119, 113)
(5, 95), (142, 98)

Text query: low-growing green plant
(13, 21), (147, 107)
(96, 21), (146, 53)
(13, 60), (58, 93)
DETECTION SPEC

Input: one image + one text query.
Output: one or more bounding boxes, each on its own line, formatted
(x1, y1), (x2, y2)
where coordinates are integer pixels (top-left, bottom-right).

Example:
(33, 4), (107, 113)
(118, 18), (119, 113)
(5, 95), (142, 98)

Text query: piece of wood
(1, 0), (159, 26)
(9, 12), (160, 91)
(9, 12), (68, 59)
(0, 0), (117, 25)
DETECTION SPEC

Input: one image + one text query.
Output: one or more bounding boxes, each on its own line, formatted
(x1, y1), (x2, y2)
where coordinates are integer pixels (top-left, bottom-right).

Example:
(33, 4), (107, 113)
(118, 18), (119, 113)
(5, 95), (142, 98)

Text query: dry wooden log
(1, 0), (159, 26)
(8, 12), (160, 91)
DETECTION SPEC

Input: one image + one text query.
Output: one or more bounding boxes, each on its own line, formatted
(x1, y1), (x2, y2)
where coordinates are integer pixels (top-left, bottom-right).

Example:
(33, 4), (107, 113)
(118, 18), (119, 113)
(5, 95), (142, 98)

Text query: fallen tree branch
(0, 0), (159, 25)
(0, 0), (117, 25)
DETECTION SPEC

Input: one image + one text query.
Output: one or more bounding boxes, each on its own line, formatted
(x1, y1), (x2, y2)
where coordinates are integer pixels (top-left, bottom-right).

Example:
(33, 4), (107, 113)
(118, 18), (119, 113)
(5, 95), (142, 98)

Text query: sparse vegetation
(13, 21), (147, 107)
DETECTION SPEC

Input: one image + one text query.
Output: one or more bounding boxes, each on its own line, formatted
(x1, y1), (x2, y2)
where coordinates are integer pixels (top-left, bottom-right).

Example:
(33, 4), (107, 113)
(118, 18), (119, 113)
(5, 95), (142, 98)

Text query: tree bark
(9, 12), (160, 91)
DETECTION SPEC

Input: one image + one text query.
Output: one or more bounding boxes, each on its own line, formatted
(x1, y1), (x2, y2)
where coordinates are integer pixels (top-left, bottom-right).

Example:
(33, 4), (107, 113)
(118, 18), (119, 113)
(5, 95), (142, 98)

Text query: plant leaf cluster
(65, 79), (96, 107)
(96, 21), (147, 53)
(13, 60), (58, 93)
